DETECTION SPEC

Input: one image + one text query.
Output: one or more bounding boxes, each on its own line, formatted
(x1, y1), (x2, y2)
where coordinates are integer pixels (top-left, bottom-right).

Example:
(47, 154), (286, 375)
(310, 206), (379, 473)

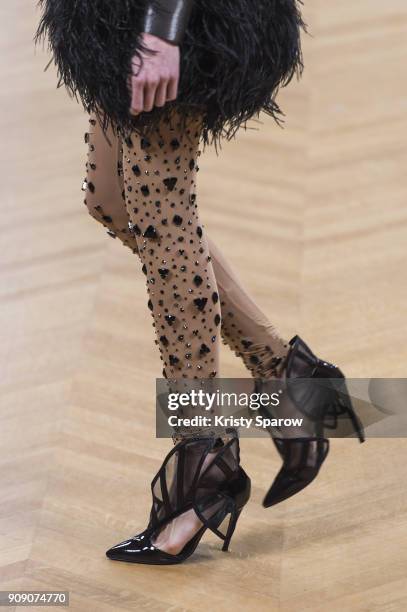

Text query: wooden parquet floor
(1, 1), (407, 610)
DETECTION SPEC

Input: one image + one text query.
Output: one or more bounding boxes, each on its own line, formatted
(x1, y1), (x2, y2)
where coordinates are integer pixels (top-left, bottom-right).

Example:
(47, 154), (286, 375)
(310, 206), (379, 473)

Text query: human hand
(129, 33), (180, 114)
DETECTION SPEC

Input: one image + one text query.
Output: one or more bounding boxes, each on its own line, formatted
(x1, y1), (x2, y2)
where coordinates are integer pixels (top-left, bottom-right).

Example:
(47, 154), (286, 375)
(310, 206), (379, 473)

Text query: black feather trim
(34, 0), (306, 151)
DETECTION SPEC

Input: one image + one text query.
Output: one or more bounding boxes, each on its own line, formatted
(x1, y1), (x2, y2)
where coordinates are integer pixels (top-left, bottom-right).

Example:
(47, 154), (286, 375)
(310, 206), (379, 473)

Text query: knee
(82, 179), (113, 230)
(82, 180), (139, 253)
(82, 177), (100, 219)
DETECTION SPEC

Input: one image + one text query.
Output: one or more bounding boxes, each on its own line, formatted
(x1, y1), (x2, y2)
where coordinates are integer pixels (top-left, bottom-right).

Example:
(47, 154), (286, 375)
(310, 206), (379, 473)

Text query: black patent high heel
(106, 436), (251, 564)
(259, 335), (365, 508)
(263, 437), (330, 507)
(222, 507), (244, 552)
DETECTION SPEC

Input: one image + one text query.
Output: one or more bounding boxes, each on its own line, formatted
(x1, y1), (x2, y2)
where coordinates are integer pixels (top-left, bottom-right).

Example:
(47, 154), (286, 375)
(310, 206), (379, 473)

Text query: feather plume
(34, 0), (306, 151)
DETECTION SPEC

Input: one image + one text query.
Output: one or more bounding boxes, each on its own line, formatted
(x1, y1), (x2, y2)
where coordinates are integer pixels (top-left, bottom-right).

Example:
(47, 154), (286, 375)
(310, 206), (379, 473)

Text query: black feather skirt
(34, 0), (306, 149)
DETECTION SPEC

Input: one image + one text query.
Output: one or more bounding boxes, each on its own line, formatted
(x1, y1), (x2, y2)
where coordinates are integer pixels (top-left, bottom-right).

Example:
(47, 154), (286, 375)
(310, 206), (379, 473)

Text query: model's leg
(83, 111), (289, 380)
(120, 112), (228, 553)
(207, 237), (290, 377)
(82, 115), (139, 253)
(83, 113), (236, 557)
(121, 112), (221, 380)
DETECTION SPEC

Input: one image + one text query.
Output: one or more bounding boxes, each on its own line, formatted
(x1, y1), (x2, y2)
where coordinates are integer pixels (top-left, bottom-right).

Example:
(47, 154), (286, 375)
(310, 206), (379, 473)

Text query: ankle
(239, 338), (290, 379)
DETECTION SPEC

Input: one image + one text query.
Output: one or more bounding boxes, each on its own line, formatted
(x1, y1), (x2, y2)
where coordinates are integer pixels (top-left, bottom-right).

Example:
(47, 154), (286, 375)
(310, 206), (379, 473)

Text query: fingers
(129, 75), (178, 115)
(154, 78), (168, 108)
(166, 76), (178, 102)
(143, 78), (159, 112)
(130, 76), (176, 114)
(130, 76), (144, 115)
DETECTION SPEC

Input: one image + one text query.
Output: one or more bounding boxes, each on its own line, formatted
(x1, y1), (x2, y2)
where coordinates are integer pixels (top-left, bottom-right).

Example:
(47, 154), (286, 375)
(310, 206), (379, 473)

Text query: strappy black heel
(258, 335), (365, 508)
(106, 436), (251, 564)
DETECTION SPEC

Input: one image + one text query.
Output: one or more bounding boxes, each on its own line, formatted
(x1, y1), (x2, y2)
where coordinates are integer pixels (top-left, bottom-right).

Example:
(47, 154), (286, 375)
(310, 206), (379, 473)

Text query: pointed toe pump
(106, 436), (251, 565)
(262, 437), (330, 508)
(258, 335), (365, 508)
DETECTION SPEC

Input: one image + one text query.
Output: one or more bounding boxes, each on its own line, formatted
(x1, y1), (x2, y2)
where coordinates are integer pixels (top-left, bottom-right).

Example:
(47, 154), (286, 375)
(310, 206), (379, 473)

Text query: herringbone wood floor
(1, 1), (407, 610)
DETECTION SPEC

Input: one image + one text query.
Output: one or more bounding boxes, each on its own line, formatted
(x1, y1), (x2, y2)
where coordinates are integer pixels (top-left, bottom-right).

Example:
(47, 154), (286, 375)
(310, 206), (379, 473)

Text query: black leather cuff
(143, 0), (194, 45)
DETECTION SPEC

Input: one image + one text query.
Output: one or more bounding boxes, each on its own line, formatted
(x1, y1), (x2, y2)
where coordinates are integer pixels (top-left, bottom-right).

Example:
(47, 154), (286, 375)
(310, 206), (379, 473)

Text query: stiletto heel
(257, 335), (365, 508)
(330, 375), (365, 443)
(106, 435), (250, 565)
(222, 507), (243, 552)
